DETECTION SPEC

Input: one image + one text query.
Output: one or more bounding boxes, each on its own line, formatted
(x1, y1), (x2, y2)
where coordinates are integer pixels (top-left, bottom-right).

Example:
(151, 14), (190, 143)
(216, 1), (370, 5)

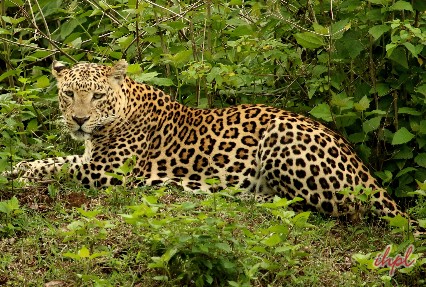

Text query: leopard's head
(52, 60), (128, 140)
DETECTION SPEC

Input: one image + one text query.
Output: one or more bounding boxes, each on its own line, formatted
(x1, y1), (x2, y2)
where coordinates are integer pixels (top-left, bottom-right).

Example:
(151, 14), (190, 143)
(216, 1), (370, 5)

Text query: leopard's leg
(7, 156), (134, 188)
(8, 155), (84, 182)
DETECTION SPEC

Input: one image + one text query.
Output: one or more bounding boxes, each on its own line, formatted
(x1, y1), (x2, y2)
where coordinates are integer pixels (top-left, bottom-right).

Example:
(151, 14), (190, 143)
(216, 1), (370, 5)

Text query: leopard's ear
(52, 61), (68, 78)
(108, 59), (128, 82)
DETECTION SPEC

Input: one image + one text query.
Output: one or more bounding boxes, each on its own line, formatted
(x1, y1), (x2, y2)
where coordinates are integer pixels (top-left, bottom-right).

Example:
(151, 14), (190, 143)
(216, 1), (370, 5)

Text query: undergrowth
(0, 182), (425, 286)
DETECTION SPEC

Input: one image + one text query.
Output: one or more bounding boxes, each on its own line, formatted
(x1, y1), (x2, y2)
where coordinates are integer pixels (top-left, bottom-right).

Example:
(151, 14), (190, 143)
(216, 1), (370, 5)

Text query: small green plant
(120, 189), (312, 286)
(339, 185), (377, 204)
(63, 245), (111, 286)
(0, 196), (24, 236)
(61, 207), (115, 245)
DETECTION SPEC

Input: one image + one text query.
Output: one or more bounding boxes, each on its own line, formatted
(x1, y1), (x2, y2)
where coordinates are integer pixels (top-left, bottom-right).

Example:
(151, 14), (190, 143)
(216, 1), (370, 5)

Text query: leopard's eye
(63, 90), (74, 98)
(93, 92), (106, 100)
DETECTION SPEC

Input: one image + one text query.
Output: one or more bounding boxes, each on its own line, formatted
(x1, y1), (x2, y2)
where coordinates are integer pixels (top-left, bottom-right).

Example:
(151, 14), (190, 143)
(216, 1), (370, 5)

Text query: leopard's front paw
(3, 161), (36, 182)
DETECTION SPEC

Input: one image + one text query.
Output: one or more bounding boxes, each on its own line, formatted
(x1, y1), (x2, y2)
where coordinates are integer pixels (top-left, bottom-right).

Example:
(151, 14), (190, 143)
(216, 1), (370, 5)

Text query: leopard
(9, 59), (424, 235)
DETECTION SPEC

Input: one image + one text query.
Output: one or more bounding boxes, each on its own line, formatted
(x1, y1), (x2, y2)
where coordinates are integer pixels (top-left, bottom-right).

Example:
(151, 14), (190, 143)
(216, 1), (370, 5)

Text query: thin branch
(82, 0), (121, 25)
(124, 1), (203, 59)
(30, 0), (52, 47)
(1, 37), (56, 52)
(18, 5), (77, 62)
(135, 0), (141, 61)
(144, 0), (191, 22)
(271, 11), (348, 37)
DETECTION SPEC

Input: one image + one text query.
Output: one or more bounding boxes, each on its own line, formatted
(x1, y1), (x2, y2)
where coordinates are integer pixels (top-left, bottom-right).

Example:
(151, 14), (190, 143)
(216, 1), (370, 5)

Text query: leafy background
(1, 0), (426, 198)
(1, 0), (426, 286)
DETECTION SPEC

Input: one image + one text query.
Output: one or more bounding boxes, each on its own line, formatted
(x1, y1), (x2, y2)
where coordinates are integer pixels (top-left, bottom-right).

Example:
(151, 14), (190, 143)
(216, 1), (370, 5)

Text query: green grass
(0, 182), (425, 287)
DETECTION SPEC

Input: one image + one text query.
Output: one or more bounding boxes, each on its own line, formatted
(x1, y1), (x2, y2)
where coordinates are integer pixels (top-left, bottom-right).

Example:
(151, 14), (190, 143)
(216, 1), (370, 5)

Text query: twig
(135, 0), (142, 61)
(271, 11), (348, 37)
(82, 0), (121, 25)
(18, 5), (77, 63)
(144, 0), (191, 22)
(1, 37), (56, 52)
(124, 1), (203, 56)
(30, 0), (52, 48)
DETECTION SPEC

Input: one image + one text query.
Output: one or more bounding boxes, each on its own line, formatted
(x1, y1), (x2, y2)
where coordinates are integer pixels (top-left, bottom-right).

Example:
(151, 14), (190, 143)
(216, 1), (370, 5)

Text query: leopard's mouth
(71, 128), (91, 141)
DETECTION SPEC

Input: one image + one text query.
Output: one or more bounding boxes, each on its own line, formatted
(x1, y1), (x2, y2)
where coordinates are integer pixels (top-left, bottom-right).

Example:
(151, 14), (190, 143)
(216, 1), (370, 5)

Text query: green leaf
(168, 50), (193, 66)
(134, 72), (174, 87)
(369, 25), (390, 40)
(36, 75), (50, 89)
(152, 275), (168, 281)
(221, 259), (235, 270)
(1, 16), (25, 25)
(387, 46), (408, 69)
(292, 211), (313, 227)
(294, 32), (325, 49)
(390, 1), (413, 11)
(354, 96), (371, 111)
(368, 0), (391, 5)
(127, 64), (141, 74)
(26, 119), (38, 132)
(133, 72), (159, 83)
(331, 19), (350, 39)
(352, 253), (374, 269)
(89, 251), (109, 260)
(415, 179), (426, 191)
(331, 93), (353, 110)
(313, 23), (328, 35)
(77, 207), (101, 218)
(150, 77), (174, 87)
(312, 65), (327, 77)
(0, 197), (20, 214)
(78, 246), (90, 258)
(383, 214), (409, 228)
(161, 247), (178, 262)
(419, 120), (426, 134)
(414, 153), (426, 168)
(375, 170), (393, 183)
(60, 18), (85, 39)
(0, 28), (11, 35)
(393, 146), (413, 159)
(335, 32), (364, 59)
(0, 69), (21, 82)
(363, 117), (381, 133)
(63, 252), (81, 260)
(370, 83), (390, 96)
(310, 104), (332, 122)
(205, 274), (213, 285)
(205, 177), (221, 185)
(228, 25), (253, 37)
(403, 42), (423, 58)
(110, 51), (123, 59)
(262, 233), (282, 247)
(215, 242), (232, 252)
(398, 107), (422, 115)
(392, 128), (415, 145)
(395, 167), (416, 177)
(415, 84), (426, 96)
(275, 245), (293, 253)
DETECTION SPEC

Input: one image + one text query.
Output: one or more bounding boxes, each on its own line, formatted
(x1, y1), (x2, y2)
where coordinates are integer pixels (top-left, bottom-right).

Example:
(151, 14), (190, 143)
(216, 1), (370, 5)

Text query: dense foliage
(1, 0), (426, 197)
(1, 0), (426, 286)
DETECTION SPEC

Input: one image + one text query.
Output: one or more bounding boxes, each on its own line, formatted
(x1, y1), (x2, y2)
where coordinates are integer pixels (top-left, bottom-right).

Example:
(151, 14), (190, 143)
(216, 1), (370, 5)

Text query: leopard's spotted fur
(11, 60), (424, 235)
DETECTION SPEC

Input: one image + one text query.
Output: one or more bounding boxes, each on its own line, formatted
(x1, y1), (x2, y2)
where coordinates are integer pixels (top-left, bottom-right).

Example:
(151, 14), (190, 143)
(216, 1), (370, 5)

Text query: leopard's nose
(72, 115), (90, 126)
